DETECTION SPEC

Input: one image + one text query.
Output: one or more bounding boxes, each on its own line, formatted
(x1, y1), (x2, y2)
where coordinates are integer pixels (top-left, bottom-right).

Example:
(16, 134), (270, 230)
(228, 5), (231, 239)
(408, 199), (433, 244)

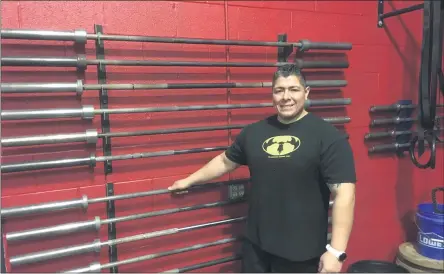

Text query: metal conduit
(5, 198), (246, 242)
(0, 99), (351, 121)
(1, 55), (350, 69)
(0, 179), (248, 218)
(9, 217), (246, 267)
(0, 79), (348, 95)
(1, 29), (352, 50)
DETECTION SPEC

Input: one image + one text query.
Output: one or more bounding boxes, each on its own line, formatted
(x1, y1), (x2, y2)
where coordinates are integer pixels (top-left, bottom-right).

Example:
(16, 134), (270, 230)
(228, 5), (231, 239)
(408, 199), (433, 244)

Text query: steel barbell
(5, 198), (247, 243)
(0, 179), (248, 218)
(61, 237), (240, 273)
(61, 232), (332, 273)
(9, 217), (246, 267)
(0, 79), (348, 96)
(0, 98), (351, 121)
(0, 116), (350, 174)
(1, 55), (349, 69)
(370, 103), (444, 113)
(2, 120), (350, 148)
(1, 28), (352, 50)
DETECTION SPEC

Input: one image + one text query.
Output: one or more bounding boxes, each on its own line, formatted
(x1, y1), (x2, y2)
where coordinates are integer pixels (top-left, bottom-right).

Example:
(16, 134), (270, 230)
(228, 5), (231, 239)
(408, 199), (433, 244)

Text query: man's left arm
(320, 135), (357, 255)
(328, 182), (356, 252)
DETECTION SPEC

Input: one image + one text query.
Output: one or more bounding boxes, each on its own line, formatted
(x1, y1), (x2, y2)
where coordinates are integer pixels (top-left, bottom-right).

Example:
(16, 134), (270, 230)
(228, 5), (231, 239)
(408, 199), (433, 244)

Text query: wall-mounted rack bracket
(277, 33), (293, 62)
(377, 0), (424, 28)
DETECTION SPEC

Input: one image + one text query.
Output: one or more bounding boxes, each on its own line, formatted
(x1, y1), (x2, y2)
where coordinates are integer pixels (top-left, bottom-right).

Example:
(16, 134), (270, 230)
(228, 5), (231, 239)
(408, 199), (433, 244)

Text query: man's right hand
(168, 179), (193, 192)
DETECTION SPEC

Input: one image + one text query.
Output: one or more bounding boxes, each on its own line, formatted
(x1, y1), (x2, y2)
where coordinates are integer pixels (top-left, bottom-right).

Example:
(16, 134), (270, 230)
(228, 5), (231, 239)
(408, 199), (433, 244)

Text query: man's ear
(305, 86), (311, 99)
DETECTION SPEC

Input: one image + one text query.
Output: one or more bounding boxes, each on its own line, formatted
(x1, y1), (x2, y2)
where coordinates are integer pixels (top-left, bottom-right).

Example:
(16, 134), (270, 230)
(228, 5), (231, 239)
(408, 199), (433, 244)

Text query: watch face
(339, 253), (347, 262)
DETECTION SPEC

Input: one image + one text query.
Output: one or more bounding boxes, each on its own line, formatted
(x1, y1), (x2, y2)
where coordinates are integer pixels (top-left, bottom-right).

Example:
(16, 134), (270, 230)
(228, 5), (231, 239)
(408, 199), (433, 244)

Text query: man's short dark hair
(272, 64), (306, 88)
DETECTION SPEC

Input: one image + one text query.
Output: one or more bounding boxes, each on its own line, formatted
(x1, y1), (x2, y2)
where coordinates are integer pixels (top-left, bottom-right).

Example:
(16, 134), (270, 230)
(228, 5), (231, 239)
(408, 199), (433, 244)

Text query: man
(169, 64), (356, 273)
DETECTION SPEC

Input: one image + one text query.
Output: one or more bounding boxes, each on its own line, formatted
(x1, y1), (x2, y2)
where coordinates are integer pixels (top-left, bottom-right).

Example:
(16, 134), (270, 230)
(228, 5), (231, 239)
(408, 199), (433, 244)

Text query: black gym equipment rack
(0, 26), (351, 272)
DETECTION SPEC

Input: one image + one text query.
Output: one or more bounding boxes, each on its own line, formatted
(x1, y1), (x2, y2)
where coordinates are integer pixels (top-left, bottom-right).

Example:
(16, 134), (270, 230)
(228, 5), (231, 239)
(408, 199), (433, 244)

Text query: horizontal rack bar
(1, 55), (349, 69)
(369, 103), (443, 112)
(0, 179), (248, 218)
(1, 28), (352, 50)
(5, 198), (247, 243)
(0, 79), (348, 96)
(0, 99), (351, 121)
(9, 217), (246, 267)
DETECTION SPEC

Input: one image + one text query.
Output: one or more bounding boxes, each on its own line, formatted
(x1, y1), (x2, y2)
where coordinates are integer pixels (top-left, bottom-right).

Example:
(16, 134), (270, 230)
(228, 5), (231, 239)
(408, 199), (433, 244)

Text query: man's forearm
(330, 184), (355, 251)
(185, 153), (239, 185)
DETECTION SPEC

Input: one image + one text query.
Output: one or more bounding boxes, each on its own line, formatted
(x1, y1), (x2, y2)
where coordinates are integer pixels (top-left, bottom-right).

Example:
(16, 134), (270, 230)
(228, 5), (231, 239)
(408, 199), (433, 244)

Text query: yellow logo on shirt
(262, 135), (301, 158)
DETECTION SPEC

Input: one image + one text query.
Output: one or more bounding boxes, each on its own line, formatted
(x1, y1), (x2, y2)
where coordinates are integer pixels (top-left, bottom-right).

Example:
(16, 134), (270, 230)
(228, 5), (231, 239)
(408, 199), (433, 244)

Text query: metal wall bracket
(94, 24), (118, 273)
(277, 33), (293, 62)
(94, 24), (113, 175)
(377, 0), (424, 28)
(105, 183), (118, 273)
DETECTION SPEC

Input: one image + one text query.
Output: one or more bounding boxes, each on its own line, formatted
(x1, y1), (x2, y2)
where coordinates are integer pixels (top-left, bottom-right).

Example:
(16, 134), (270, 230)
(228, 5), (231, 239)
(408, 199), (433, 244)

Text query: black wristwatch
(326, 244), (347, 262)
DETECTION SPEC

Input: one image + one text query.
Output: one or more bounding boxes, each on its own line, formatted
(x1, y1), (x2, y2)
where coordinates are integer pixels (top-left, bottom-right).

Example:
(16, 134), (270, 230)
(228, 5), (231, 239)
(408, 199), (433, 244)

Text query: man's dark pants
(241, 238), (320, 273)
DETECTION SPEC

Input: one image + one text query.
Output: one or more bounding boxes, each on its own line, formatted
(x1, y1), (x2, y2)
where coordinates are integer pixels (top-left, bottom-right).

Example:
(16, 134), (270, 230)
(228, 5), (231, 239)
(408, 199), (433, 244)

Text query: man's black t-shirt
(225, 112), (357, 262)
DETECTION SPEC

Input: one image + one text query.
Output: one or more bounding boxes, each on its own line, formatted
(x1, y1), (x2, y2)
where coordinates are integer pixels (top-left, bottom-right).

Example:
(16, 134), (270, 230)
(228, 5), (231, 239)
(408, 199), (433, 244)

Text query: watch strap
(326, 244), (345, 259)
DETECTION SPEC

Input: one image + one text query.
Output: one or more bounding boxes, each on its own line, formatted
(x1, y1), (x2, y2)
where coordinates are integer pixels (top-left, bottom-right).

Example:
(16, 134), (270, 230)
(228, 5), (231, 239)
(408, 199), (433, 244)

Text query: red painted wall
(1, 1), (442, 273)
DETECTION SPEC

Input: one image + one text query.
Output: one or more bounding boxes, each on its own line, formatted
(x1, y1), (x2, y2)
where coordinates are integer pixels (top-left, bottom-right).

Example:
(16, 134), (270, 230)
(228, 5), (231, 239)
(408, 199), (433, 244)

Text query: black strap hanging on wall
(409, 0), (443, 169)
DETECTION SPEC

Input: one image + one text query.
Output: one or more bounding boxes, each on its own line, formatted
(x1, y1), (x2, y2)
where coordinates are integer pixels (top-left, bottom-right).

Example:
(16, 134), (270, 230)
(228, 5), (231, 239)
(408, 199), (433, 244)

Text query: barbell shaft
(369, 104), (416, 112)
(365, 128), (444, 140)
(1, 129), (99, 147)
(1, 180), (332, 221)
(62, 232), (333, 273)
(1, 98), (351, 121)
(0, 29), (88, 43)
(1, 56), (350, 69)
(369, 140), (443, 153)
(62, 237), (240, 273)
(2, 120), (350, 148)
(0, 178), (248, 219)
(370, 115), (443, 126)
(0, 80), (84, 95)
(9, 217), (245, 267)
(1, 29), (353, 50)
(98, 99), (350, 115)
(84, 80), (347, 90)
(0, 154), (98, 173)
(370, 103), (443, 112)
(0, 79), (347, 94)
(6, 198), (246, 242)
(0, 117), (350, 173)
(369, 143), (410, 153)
(161, 255), (242, 273)
(6, 217), (101, 243)
(0, 195), (89, 219)
(1, 106), (95, 120)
